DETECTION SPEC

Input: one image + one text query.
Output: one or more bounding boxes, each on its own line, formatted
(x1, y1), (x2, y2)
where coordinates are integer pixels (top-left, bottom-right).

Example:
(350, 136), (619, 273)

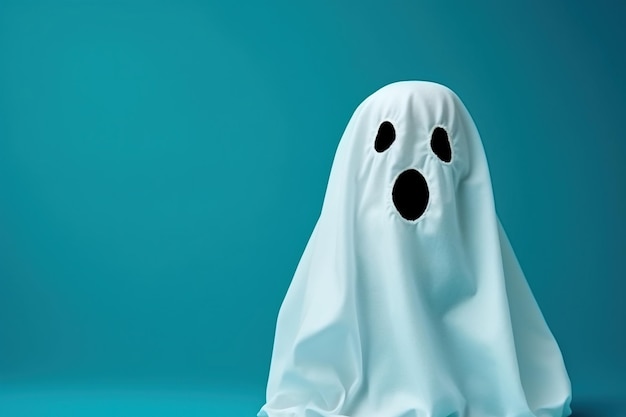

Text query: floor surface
(0, 383), (623, 417)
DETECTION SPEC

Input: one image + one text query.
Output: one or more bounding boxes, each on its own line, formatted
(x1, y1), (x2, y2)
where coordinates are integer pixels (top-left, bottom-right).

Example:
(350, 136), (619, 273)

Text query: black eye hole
(374, 121), (395, 153)
(430, 126), (452, 162)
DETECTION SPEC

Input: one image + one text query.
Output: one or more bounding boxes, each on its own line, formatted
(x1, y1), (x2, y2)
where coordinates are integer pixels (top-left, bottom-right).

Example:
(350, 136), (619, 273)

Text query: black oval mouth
(392, 169), (429, 221)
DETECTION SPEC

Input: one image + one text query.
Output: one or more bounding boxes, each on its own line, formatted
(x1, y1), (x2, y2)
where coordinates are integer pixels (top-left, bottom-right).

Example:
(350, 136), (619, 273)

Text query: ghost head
(259, 81), (571, 417)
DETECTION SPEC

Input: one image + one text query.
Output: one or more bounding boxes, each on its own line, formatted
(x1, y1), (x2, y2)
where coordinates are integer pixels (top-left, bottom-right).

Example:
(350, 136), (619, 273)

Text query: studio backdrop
(0, 0), (624, 414)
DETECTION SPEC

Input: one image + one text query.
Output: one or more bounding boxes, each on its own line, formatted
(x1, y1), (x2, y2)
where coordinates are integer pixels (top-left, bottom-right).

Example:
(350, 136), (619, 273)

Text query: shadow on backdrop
(570, 399), (626, 417)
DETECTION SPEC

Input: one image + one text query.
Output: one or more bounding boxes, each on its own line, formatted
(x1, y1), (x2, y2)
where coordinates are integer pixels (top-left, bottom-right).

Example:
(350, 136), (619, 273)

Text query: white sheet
(258, 81), (572, 417)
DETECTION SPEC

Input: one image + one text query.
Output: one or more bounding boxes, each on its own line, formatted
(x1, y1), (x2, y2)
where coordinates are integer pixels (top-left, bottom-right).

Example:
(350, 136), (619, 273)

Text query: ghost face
(376, 121), (453, 222)
(346, 82), (474, 231)
(340, 82), (482, 315)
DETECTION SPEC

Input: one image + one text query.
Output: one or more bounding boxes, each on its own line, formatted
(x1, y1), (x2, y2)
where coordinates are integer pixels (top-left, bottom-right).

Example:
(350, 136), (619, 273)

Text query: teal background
(0, 0), (624, 415)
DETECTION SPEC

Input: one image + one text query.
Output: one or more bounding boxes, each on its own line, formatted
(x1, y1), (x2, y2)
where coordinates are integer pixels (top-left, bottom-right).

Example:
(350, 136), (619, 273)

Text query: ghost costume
(258, 81), (572, 417)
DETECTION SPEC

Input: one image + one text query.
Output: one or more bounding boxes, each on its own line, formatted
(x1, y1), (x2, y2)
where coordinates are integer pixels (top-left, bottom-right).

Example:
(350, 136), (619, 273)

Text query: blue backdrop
(1, 1), (624, 415)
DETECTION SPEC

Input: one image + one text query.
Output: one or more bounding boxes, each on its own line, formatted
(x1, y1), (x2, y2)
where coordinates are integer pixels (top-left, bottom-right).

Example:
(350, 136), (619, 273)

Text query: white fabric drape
(258, 81), (572, 417)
